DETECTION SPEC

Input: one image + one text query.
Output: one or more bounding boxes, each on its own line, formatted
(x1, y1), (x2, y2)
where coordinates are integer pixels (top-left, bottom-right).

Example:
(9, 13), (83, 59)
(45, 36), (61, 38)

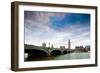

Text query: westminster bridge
(25, 44), (74, 58)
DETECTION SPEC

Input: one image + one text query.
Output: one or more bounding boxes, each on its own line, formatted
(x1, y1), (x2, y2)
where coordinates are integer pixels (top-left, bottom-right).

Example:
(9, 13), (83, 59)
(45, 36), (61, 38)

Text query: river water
(25, 52), (90, 61)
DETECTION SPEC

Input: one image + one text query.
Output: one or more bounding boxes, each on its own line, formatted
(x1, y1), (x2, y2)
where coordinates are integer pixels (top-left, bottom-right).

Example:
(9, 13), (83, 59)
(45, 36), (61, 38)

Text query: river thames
(25, 52), (90, 61)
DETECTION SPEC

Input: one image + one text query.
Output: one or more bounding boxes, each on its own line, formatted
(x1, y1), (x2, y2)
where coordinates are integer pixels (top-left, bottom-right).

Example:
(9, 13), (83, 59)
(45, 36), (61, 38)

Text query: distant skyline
(24, 11), (90, 49)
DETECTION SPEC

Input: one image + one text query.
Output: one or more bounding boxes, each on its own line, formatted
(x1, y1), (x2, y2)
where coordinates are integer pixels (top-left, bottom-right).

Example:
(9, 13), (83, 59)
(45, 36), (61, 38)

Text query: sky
(24, 11), (90, 49)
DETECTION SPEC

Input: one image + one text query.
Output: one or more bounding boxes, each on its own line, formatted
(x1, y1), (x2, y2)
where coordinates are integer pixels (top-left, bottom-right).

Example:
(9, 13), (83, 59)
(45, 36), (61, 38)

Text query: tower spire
(49, 42), (50, 48)
(51, 44), (54, 48)
(68, 40), (71, 49)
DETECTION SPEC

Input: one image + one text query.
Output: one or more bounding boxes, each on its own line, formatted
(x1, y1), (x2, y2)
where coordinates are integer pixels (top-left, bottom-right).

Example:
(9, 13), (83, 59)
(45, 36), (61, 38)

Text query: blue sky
(24, 11), (90, 49)
(50, 13), (90, 30)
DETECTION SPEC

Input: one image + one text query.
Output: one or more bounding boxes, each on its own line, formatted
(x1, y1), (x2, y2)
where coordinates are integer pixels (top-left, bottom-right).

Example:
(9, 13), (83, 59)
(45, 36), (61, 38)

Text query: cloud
(24, 11), (90, 49)
(24, 11), (65, 26)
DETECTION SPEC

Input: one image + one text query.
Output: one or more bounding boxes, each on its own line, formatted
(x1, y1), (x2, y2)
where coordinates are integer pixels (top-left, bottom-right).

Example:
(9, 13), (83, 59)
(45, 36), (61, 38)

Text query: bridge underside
(25, 49), (47, 58)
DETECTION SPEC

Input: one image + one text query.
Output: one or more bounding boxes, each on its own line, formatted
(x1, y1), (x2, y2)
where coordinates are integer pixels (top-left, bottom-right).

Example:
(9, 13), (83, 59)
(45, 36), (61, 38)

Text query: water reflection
(25, 52), (90, 61)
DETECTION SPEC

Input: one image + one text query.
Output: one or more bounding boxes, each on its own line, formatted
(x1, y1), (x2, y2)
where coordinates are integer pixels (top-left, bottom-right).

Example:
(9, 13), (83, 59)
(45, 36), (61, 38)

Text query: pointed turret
(68, 40), (71, 49)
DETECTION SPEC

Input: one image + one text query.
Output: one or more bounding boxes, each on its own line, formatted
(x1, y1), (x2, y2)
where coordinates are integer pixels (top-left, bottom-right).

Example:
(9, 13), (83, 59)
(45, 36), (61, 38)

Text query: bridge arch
(25, 49), (48, 58)
(50, 50), (62, 56)
(63, 50), (68, 54)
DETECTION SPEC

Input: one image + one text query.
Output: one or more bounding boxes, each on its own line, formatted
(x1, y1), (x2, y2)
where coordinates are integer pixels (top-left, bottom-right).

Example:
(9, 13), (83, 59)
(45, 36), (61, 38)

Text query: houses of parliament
(42, 40), (71, 49)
